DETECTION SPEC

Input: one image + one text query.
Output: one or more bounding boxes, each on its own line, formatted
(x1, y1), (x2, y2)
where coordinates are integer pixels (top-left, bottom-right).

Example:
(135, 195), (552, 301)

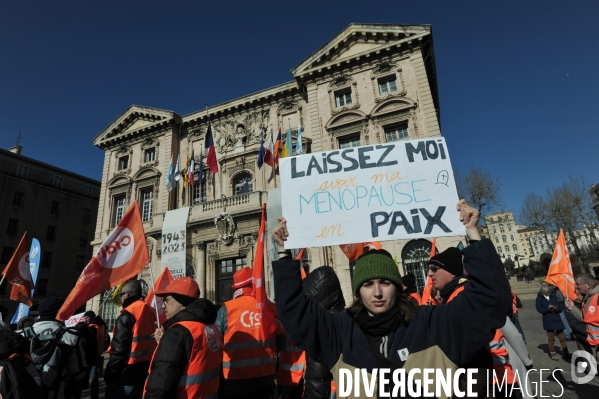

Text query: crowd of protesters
(1, 199), (598, 399)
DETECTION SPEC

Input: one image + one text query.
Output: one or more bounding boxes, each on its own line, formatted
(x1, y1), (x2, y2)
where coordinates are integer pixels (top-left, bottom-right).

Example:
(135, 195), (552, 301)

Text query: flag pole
(0, 274), (6, 289)
(148, 264), (160, 323)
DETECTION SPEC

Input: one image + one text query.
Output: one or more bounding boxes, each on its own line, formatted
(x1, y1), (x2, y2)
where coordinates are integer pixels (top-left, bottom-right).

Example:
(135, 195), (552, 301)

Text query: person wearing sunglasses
(105, 280), (157, 399)
(271, 199), (512, 398)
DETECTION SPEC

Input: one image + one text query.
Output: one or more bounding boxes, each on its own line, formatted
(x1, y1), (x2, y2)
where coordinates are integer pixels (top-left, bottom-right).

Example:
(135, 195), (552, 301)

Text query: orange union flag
(2, 232), (34, 306)
(57, 201), (149, 321)
(544, 229), (576, 301)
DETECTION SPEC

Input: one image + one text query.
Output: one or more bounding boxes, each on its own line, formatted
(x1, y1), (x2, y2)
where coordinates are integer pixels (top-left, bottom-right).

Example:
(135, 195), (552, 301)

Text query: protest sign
(280, 138), (465, 248)
(161, 207), (189, 279)
(66, 312), (86, 327)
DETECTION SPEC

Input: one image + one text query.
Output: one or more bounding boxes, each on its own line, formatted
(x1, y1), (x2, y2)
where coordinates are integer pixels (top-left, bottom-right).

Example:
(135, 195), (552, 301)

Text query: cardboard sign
(66, 312), (86, 327)
(161, 207), (189, 279)
(280, 138), (465, 249)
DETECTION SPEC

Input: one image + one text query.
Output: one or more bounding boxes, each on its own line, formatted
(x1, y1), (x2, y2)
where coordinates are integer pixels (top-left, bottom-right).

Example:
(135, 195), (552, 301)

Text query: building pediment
(291, 23), (431, 77)
(93, 105), (181, 149)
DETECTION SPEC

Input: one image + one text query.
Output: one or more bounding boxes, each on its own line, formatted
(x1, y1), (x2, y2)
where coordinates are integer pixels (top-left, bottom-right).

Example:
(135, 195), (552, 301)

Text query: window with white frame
(53, 176), (63, 188)
(339, 134), (361, 149)
(334, 89), (352, 107)
(502, 235), (507, 243)
(17, 164), (29, 178)
(384, 124), (409, 142)
(505, 245), (510, 252)
(233, 173), (253, 195)
(499, 224), (505, 233)
(144, 148), (156, 163)
(141, 189), (153, 222)
(194, 176), (207, 204)
(497, 247), (502, 253)
(378, 76), (398, 95)
(512, 244), (518, 251)
(113, 195), (126, 226)
(118, 156), (129, 170)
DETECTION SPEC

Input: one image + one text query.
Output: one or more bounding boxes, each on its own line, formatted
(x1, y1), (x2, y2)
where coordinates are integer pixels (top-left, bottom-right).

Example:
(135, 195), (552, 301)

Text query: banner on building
(161, 207), (189, 279)
(11, 238), (41, 324)
(279, 138), (465, 249)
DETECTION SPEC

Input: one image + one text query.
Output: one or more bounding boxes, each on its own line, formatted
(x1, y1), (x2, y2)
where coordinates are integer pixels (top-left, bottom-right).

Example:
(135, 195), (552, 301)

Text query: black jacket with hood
(144, 298), (219, 399)
(301, 266), (346, 399)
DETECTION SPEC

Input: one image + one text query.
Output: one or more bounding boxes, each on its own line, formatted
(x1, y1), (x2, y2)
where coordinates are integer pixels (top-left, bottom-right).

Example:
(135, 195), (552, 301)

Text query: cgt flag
(545, 229), (576, 301)
(2, 232), (34, 307)
(145, 267), (174, 326)
(57, 201), (150, 321)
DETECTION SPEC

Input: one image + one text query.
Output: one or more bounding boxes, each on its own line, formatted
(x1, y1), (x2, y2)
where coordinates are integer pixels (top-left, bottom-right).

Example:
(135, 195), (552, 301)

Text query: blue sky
(1, 1), (598, 220)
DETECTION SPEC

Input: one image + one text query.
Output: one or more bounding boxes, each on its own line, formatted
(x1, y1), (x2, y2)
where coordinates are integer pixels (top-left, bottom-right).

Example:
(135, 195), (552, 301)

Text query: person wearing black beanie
(428, 246), (466, 301)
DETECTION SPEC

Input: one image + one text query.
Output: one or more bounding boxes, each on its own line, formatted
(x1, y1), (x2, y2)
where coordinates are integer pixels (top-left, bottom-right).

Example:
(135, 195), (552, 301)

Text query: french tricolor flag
(263, 130), (275, 168)
(204, 121), (218, 174)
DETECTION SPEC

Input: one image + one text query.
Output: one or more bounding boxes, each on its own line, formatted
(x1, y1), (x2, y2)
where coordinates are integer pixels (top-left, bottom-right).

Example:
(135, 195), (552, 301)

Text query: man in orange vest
(84, 310), (105, 399)
(565, 273), (599, 361)
(144, 277), (222, 399)
(215, 266), (282, 399)
(105, 280), (157, 399)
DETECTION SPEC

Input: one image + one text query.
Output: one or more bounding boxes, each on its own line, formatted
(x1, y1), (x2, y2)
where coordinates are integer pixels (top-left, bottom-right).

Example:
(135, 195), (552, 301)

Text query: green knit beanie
(352, 249), (403, 296)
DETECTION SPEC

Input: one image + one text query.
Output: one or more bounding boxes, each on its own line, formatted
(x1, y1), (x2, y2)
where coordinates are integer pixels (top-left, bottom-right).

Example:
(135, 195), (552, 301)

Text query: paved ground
(82, 277), (599, 398)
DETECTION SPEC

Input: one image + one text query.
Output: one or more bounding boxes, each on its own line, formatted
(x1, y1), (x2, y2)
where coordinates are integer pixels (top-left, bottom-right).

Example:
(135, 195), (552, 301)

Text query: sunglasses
(428, 265), (441, 273)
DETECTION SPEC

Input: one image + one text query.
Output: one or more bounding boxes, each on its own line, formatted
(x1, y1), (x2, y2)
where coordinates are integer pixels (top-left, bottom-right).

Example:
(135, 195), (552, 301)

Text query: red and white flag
(263, 130), (275, 168)
(2, 232), (33, 306)
(57, 201), (150, 321)
(145, 268), (174, 325)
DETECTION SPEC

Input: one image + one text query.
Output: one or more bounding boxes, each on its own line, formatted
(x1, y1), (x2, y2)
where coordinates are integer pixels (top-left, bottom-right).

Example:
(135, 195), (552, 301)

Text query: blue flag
(257, 130), (265, 169)
(296, 117), (302, 155)
(11, 238), (41, 324)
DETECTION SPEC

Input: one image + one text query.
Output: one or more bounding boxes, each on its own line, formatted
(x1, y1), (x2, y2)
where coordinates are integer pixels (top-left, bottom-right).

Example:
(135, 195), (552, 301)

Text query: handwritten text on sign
(279, 138), (465, 248)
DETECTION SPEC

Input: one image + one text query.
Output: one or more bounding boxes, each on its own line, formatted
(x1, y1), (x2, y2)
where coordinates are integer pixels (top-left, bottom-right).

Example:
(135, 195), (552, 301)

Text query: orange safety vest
(145, 320), (222, 399)
(446, 283), (516, 385)
(222, 295), (278, 380)
(409, 292), (421, 304)
(89, 323), (105, 356)
(116, 300), (157, 364)
(582, 293), (599, 346)
(330, 380), (336, 399)
(278, 338), (305, 386)
(488, 329), (517, 384)
(511, 291), (519, 314)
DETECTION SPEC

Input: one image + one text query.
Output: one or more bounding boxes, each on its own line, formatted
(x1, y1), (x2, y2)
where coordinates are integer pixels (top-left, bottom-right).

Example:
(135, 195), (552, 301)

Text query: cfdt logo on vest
(95, 227), (135, 269)
(241, 310), (262, 328)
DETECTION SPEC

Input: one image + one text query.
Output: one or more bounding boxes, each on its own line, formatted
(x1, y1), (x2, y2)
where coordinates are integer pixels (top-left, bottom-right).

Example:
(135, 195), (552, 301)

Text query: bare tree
(455, 165), (503, 218)
(519, 192), (555, 250)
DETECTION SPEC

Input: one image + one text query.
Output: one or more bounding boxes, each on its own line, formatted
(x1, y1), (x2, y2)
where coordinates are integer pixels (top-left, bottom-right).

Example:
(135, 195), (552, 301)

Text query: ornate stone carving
(214, 212), (236, 245)
(276, 101), (302, 115)
(211, 110), (270, 153)
(228, 156), (253, 175)
(207, 242), (219, 254)
(139, 137), (160, 167)
(196, 242), (206, 251)
(238, 234), (255, 249)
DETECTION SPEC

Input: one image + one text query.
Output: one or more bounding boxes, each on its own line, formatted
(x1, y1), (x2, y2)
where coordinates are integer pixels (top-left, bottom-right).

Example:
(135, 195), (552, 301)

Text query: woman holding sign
(272, 200), (512, 398)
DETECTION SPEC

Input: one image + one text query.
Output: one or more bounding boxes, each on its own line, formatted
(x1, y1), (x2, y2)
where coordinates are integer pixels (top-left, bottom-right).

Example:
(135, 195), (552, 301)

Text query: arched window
(401, 240), (433, 294)
(492, 227), (496, 233)
(495, 237), (499, 244)
(508, 225), (512, 231)
(505, 245), (510, 252)
(502, 235), (507, 243)
(186, 259), (196, 279)
(497, 246), (502, 253)
(499, 225), (505, 233)
(233, 172), (253, 195)
(512, 244), (518, 251)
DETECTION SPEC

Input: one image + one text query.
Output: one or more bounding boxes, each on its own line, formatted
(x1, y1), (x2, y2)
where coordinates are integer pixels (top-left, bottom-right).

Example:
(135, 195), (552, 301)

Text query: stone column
(196, 242), (206, 298)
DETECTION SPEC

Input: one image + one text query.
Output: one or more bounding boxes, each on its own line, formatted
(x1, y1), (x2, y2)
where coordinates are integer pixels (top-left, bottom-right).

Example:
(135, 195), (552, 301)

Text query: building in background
(0, 146), (100, 322)
(484, 211), (525, 263)
(88, 23), (468, 327)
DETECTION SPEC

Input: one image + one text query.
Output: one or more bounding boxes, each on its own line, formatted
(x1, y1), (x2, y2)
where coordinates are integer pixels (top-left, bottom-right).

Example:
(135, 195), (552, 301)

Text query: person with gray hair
(104, 280), (156, 399)
(536, 284), (570, 360)
(565, 273), (599, 360)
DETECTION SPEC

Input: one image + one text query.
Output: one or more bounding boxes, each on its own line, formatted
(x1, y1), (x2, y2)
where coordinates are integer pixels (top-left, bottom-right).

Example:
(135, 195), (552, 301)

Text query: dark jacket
(535, 293), (565, 331)
(302, 266), (345, 399)
(274, 239), (511, 398)
(104, 296), (150, 386)
(144, 298), (219, 399)
(564, 300), (587, 341)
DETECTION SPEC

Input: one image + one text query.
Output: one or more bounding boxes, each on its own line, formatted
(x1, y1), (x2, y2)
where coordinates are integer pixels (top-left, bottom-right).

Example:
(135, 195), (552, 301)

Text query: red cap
(231, 267), (253, 288)
(155, 277), (200, 298)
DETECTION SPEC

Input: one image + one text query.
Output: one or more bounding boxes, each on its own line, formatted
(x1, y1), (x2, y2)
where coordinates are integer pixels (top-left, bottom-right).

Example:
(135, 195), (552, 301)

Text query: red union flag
(2, 232), (33, 306)
(145, 268), (174, 325)
(545, 229), (576, 301)
(57, 201), (149, 321)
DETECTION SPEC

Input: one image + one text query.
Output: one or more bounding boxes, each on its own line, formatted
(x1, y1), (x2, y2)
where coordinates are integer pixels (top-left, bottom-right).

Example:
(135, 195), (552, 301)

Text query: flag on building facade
(198, 151), (204, 187)
(188, 150), (195, 187)
(11, 238), (41, 324)
(545, 229), (576, 301)
(420, 238), (437, 306)
(57, 201), (150, 321)
(263, 130), (275, 168)
(166, 157), (174, 192)
(182, 155), (189, 188)
(2, 232), (34, 307)
(282, 122), (292, 158)
(174, 154), (181, 181)
(257, 130), (265, 169)
(273, 127), (282, 166)
(252, 203), (278, 340)
(296, 116), (303, 155)
(146, 267), (174, 325)
(205, 122), (219, 174)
